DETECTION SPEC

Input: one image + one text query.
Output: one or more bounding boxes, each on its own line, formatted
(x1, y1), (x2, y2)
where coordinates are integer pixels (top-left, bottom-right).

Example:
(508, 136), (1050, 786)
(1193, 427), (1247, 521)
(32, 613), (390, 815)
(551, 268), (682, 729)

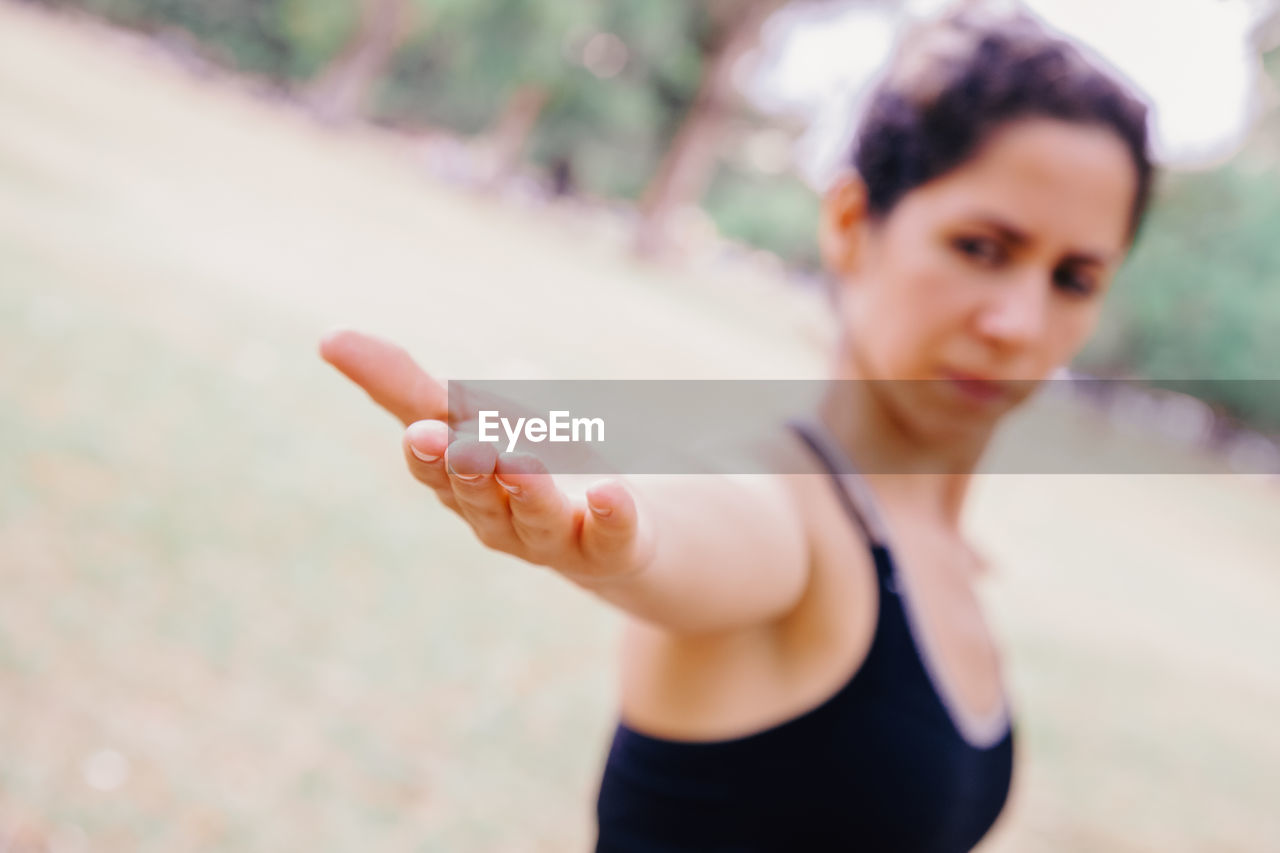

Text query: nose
(973, 274), (1049, 351)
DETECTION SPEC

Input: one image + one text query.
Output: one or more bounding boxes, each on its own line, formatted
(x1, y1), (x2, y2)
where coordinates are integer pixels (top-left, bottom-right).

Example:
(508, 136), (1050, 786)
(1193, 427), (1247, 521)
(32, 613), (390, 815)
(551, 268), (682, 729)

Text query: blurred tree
(38, 0), (356, 80)
(374, 0), (610, 184)
(307, 0), (413, 123)
(1243, 18), (1280, 170)
(372, 0), (760, 208)
(279, 0), (361, 80)
(44, 0), (297, 76)
(704, 162), (822, 269)
(1076, 28), (1280, 430)
(483, 85), (552, 188)
(522, 0), (708, 198)
(631, 0), (791, 259)
(38, 0), (1280, 429)
(1078, 162), (1280, 429)
(45, 0), (829, 253)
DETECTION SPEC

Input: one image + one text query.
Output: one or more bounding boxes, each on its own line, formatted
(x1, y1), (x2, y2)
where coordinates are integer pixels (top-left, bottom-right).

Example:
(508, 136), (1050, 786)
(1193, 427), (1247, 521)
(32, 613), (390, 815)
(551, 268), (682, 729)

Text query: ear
(819, 172), (871, 279)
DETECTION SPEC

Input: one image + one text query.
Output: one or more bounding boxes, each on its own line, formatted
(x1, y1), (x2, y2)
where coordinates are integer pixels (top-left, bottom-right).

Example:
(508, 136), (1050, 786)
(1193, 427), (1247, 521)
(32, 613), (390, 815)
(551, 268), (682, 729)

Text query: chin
(873, 379), (998, 451)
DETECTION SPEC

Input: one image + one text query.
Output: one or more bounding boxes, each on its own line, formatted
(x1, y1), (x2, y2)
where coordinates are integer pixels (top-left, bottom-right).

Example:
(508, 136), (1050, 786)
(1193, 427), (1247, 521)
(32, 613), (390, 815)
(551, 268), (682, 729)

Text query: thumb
(578, 479), (654, 574)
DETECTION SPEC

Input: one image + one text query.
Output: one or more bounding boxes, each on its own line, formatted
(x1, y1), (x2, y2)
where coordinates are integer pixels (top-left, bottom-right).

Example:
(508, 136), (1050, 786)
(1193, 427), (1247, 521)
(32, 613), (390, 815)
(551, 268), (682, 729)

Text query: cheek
(861, 282), (955, 375)
(884, 254), (972, 344)
(849, 252), (962, 361)
(851, 233), (974, 375)
(1051, 305), (1103, 360)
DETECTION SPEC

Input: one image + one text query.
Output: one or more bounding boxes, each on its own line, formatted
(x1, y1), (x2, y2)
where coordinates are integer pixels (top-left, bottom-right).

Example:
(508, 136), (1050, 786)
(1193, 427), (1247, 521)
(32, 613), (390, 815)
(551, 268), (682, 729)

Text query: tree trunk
(308, 0), (410, 125)
(481, 84), (549, 191)
(631, 0), (788, 260)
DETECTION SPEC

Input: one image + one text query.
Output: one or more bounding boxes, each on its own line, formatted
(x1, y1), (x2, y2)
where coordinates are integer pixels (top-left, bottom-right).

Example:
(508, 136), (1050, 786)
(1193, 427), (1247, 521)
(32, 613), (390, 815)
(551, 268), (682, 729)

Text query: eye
(952, 236), (1005, 267)
(1053, 265), (1098, 297)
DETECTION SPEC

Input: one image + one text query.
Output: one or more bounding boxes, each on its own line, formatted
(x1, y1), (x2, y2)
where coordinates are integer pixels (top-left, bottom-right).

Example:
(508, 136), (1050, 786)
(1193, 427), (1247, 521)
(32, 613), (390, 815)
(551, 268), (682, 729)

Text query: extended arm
(320, 329), (810, 635)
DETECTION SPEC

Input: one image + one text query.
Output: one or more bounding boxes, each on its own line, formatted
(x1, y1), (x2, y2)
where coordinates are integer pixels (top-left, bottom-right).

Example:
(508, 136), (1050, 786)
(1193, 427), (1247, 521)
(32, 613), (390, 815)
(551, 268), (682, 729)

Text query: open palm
(319, 329), (655, 582)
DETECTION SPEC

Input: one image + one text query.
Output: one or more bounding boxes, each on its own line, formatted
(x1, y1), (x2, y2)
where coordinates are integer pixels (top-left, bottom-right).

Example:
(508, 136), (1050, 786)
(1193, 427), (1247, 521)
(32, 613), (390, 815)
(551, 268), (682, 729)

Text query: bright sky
(742, 0), (1273, 187)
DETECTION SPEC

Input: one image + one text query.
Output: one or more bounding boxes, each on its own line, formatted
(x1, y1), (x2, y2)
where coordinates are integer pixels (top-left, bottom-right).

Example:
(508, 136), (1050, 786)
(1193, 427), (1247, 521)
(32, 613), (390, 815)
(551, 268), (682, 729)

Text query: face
(822, 117), (1137, 441)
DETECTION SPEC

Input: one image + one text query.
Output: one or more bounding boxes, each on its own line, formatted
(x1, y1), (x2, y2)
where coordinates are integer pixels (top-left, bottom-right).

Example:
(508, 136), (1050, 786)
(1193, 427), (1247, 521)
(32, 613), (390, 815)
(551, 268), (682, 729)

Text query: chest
(785, 486), (1010, 740)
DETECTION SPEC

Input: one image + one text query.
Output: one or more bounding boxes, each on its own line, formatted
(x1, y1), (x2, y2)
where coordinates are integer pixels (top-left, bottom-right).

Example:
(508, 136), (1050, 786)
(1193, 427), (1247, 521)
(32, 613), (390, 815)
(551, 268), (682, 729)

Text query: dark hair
(851, 6), (1155, 242)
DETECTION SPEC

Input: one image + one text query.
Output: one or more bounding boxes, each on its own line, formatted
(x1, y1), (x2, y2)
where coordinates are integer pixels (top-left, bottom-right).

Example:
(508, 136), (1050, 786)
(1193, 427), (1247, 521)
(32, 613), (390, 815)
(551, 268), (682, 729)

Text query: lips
(940, 370), (1009, 403)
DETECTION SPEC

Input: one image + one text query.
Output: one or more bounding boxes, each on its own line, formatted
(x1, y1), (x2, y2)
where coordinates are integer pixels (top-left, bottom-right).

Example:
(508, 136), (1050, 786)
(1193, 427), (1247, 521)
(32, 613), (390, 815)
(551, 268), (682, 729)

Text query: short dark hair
(851, 6), (1155, 242)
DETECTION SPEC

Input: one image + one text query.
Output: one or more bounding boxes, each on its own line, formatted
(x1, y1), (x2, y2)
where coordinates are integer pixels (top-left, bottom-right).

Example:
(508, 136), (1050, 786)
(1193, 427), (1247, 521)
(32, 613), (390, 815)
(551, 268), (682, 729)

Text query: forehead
(893, 118), (1137, 256)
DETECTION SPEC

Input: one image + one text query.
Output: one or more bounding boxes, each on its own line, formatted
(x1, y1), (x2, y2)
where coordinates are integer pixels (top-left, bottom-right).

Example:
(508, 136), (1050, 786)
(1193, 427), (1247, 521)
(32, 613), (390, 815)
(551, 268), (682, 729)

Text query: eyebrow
(963, 214), (1115, 266)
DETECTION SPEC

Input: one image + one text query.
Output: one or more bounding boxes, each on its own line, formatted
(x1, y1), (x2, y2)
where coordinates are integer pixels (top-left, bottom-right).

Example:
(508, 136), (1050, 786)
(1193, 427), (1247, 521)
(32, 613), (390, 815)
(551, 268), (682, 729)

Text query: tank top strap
(786, 415), (895, 585)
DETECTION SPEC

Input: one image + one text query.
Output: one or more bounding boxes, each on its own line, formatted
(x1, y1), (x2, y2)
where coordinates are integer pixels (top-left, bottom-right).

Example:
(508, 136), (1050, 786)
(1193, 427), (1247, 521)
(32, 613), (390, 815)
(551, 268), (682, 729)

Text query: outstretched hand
(319, 329), (655, 582)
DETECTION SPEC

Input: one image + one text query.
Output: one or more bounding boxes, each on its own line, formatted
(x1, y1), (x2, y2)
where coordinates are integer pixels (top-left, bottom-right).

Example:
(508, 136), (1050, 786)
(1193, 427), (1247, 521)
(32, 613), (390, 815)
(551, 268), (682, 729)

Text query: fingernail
(589, 503), (612, 518)
(449, 464), (482, 482)
(494, 475), (522, 496)
(410, 445), (440, 463)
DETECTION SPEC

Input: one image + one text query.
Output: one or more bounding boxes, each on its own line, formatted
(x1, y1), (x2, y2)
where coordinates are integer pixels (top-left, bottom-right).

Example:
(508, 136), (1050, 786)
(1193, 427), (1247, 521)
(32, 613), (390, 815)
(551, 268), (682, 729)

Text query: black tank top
(594, 417), (1015, 852)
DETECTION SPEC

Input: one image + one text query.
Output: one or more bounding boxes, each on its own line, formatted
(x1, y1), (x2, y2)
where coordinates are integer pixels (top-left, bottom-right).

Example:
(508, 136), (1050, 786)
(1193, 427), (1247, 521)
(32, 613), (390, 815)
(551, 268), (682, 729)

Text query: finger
(402, 420), (460, 512)
(320, 328), (447, 427)
(444, 437), (520, 551)
(579, 479), (647, 567)
(494, 452), (575, 556)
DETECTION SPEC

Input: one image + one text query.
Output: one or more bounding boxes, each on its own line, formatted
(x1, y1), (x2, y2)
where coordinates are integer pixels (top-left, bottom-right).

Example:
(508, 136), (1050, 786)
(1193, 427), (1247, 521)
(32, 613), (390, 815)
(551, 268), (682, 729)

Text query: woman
(320, 6), (1154, 851)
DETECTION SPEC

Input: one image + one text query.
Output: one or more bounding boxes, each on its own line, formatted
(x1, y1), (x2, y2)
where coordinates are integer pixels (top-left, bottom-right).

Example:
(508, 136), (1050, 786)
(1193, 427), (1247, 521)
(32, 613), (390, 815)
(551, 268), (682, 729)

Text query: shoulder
(713, 420), (882, 607)
(689, 418), (838, 527)
(685, 418), (866, 598)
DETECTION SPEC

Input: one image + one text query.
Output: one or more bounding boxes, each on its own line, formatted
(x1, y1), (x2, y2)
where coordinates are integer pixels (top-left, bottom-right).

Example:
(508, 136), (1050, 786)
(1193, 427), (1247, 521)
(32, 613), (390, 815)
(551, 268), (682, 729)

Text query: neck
(817, 345), (996, 534)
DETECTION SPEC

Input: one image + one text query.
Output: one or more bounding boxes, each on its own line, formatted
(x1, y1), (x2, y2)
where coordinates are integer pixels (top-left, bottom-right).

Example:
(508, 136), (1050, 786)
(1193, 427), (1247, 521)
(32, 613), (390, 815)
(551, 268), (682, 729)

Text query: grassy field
(2, 4), (1279, 851)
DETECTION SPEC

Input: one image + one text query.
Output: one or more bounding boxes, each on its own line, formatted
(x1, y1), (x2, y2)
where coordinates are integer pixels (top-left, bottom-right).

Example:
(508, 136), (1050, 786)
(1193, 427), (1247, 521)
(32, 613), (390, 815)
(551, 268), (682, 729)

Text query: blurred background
(2, 0), (1278, 850)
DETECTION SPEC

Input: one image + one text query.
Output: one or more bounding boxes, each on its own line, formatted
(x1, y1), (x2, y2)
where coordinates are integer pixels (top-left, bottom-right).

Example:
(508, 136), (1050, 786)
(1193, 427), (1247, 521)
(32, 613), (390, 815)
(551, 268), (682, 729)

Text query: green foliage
(279, 0), (357, 80)
(376, 0), (603, 134)
(524, 76), (671, 199)
(42, 0), (712, 199)
(703, 163), (821, 269)
(53, 0), (306, 78)
(37, 0), (731, 205)
(1077, 46), (1280, 429)
(1078, 164), (1280, 428)
(376, 0), (709, 200)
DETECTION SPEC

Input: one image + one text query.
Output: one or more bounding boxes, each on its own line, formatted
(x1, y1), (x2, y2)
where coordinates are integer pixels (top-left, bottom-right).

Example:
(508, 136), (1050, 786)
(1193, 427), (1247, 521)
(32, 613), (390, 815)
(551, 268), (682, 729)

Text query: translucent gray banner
(443, 380), (1280, 475)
